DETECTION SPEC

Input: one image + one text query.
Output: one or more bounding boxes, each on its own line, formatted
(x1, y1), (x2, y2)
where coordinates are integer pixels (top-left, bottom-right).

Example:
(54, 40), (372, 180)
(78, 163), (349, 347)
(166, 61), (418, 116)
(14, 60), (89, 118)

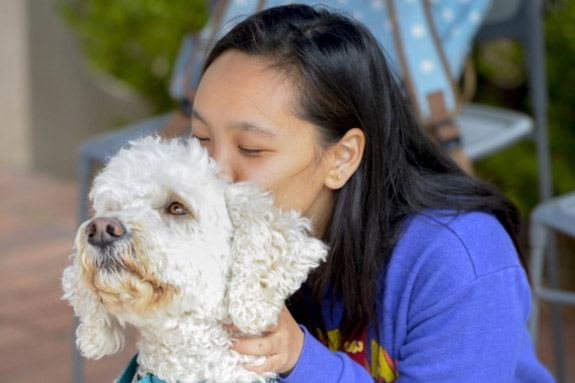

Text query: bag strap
(385, 0), (463, 127)
(421, 0), (464, 119)
(385, 0), (423, 120)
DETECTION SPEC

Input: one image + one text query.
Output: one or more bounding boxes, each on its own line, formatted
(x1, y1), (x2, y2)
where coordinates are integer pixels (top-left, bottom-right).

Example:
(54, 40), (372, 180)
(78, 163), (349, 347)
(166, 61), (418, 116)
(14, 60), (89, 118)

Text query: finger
(242, 353), (287, 375)
(231, 336), (274, 357)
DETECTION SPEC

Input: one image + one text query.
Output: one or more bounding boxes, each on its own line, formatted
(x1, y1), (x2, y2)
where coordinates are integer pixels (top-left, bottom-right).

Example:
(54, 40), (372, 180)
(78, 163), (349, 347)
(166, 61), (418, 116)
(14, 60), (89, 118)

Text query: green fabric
(116, 354), (279, 383)
(115, 355), (168, 383)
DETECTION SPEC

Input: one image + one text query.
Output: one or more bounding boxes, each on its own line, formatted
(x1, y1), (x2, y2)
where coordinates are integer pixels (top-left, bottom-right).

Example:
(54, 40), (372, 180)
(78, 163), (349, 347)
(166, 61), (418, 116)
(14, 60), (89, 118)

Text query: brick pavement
(0, 165), (572, 382)
(0, 166), (137, 383)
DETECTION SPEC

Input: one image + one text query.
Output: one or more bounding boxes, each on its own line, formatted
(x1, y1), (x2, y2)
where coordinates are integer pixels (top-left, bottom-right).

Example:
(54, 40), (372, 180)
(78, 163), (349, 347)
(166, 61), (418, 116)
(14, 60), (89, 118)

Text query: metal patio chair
(528, 192), (575, 383)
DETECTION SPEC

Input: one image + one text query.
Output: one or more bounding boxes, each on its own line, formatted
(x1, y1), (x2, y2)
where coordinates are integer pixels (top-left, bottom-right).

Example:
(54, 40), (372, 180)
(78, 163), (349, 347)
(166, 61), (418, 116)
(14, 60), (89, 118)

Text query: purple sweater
(281, 211), (555, 383)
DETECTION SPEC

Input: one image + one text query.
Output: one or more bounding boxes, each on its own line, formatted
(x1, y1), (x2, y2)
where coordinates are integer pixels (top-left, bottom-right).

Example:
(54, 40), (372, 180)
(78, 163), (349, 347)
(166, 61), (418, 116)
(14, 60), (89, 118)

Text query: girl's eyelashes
(191, 133), (266, 156)
(192, 134), (210, 142)
(238, 147), (264, 156)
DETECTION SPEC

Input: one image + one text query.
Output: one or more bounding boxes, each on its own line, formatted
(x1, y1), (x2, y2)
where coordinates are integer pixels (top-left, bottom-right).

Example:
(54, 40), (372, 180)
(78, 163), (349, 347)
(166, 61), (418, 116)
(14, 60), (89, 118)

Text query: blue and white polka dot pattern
(170, 0), (492, 120)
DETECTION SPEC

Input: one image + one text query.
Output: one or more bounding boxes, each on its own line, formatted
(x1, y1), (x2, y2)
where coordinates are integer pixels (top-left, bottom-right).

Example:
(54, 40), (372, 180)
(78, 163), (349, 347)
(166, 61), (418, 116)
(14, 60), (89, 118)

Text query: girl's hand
(230, 305), (304, 376)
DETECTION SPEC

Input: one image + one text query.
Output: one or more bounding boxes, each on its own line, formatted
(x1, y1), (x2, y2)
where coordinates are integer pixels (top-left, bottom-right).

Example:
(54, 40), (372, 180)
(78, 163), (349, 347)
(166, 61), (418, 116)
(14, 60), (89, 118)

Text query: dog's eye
(167, 202), (189, 216)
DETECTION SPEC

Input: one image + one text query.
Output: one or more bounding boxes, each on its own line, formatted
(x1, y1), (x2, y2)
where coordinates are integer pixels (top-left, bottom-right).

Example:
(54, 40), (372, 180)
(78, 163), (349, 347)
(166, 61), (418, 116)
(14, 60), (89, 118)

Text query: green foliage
(474, 2), (575, 217)
(543, 1), (575, 191)
(59, 0), (208, 113)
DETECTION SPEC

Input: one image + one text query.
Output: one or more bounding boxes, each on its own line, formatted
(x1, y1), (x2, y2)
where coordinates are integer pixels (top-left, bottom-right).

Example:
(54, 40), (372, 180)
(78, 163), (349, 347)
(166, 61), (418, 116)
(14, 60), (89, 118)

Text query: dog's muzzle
(85, 217), (126, 249)
(77, 216), (178, 313)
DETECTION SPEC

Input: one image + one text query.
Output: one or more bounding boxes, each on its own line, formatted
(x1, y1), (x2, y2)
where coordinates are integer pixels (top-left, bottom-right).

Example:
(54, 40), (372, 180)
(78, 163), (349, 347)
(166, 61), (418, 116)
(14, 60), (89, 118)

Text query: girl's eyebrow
(192, 108), (278, 139)
(230, 121), (278, 139)
(191, 108), (206, 124)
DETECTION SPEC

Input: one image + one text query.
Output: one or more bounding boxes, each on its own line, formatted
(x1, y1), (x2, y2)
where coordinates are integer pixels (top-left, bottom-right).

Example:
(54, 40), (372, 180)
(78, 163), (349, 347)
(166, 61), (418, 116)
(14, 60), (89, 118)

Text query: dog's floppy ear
(62, 258), (125, 359)
(224, 183), (328, 335)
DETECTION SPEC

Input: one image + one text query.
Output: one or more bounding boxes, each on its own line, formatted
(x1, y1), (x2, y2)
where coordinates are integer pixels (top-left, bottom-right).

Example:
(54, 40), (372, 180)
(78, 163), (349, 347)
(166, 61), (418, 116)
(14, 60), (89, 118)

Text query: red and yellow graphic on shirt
(370, 339), (399, 382)
(316, 328), (399, 382)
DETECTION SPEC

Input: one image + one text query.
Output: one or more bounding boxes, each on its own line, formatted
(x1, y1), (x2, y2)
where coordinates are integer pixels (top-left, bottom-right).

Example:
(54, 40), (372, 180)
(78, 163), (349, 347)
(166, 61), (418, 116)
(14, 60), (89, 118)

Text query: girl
(190, 4), (554, 382)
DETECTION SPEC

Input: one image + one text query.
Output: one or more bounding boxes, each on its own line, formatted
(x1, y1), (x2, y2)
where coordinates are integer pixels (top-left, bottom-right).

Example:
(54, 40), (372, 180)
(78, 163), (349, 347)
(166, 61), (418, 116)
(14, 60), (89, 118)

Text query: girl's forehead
(195, 51), (313, 138)
(203, 51), (294, 98)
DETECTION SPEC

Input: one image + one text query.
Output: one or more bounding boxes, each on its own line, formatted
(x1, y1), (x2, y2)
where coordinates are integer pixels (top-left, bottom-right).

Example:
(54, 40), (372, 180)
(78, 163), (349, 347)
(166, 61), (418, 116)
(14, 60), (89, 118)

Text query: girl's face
(191, 50), (337, 234)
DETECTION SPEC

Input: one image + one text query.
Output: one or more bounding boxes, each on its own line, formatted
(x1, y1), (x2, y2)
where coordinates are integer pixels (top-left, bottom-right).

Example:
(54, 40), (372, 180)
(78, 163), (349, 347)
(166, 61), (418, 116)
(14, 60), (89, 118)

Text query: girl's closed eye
(192, 134), (210, 142)
(238, 146), (265, 156)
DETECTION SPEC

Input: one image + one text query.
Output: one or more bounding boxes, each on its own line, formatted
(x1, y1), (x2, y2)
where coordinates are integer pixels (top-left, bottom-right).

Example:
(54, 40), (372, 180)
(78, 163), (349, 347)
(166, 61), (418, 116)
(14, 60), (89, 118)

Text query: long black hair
(203, 4), (525, 341)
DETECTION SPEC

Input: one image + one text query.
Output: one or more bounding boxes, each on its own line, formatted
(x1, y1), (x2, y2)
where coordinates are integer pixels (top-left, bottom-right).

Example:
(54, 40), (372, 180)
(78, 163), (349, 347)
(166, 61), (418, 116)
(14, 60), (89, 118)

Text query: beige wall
(0, 0), (32, 168)
(0, 0), (152, 178)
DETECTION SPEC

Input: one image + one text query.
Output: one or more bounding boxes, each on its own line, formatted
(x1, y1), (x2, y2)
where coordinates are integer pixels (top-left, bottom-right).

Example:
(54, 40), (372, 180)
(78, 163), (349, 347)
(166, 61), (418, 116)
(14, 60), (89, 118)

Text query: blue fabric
(169, 0), (492, 119)
(280, 211), (555, 383)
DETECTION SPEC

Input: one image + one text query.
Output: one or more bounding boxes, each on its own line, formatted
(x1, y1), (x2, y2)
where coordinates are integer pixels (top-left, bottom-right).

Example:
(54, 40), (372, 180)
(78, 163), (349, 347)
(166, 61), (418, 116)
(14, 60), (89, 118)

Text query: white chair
(528, 192), (575, 383)
(457, 103), (533, 161)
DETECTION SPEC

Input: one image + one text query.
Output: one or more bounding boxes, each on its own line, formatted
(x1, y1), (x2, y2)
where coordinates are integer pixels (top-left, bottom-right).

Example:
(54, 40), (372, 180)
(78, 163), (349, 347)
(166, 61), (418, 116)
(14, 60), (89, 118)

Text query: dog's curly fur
(62, 137), (327, 383)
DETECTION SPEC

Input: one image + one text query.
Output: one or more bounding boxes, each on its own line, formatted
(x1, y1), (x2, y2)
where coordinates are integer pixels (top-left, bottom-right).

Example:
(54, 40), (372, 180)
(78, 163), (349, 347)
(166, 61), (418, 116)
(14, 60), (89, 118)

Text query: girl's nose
(210, 148), (235, 183)
(217, 166), (235, 184)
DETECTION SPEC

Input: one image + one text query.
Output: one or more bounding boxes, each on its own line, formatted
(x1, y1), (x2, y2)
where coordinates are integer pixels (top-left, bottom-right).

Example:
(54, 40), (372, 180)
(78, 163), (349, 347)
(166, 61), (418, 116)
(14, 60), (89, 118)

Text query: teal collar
(115, 355), (168, 383)
(116, 354), (279, 383)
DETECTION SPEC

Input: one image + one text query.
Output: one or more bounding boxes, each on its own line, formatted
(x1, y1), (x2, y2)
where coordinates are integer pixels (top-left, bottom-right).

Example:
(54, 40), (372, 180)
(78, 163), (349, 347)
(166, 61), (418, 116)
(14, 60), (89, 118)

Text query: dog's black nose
(85, 217), (125, 248)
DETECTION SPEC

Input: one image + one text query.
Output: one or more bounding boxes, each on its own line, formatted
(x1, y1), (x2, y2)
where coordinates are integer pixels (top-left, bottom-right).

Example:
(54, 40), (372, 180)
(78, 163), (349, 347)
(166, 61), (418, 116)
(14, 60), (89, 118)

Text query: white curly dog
(62, 137), (327, 383)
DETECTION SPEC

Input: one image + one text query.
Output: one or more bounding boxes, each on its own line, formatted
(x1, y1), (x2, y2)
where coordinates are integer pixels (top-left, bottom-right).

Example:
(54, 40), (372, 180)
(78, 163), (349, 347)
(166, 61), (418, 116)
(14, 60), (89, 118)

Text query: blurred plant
(476, 40), (526, 90)
(59, 0), (208, 113)
(544, 0), (575, 191)
(473, 1), (575, 217)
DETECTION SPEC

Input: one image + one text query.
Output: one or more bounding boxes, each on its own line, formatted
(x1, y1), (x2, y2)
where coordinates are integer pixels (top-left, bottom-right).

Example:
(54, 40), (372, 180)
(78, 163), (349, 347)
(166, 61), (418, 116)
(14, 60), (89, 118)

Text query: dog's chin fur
(75, 222), (178, 318)
(62, 137), (328, 383)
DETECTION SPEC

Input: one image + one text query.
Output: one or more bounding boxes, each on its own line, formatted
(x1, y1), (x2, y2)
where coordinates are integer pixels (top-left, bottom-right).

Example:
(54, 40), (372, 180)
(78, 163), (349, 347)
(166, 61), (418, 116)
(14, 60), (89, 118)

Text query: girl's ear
(224, 183), (328, 335)
(324, 128), (365, 190)
(62, 260), (125, 359)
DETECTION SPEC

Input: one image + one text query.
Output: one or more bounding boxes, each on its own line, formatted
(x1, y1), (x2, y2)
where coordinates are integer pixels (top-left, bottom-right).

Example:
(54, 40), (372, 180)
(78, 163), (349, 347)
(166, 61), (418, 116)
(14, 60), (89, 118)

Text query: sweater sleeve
(395, 267), (539, 382)
(279, 326), (374, 383)
(386, 212), (555, 383)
